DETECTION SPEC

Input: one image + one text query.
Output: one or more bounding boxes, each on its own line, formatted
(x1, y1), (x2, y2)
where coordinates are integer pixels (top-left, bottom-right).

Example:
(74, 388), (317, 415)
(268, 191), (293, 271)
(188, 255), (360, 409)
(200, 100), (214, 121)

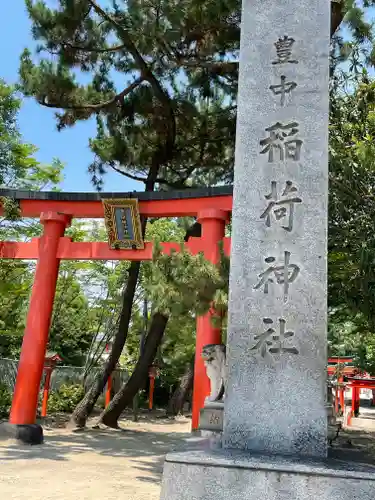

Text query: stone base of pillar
(160, 450), (375, 500)
(0, 423), (44, 445)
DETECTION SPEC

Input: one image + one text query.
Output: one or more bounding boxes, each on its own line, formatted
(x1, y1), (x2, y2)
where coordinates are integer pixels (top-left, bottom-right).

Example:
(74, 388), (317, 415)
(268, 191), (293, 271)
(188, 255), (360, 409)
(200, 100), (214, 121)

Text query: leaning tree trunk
(166, 359), (194, 417)
(70, 259), (141, 427)
(69, 160), (161, 428)
(330, 0), (345, 37)
(99, 312), (169, 428)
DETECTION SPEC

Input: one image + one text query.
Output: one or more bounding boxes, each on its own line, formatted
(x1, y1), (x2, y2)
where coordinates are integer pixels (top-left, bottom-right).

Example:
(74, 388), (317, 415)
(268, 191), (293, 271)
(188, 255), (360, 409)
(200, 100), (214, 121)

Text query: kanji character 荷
(260, 180), (302, 232)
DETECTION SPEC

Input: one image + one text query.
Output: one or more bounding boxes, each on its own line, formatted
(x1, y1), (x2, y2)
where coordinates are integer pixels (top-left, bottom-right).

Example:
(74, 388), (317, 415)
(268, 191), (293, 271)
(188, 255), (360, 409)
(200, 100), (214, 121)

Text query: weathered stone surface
(0, 423), (44, 445)
(160, 450), (375, 500)
(223, 0), (330, 457)
(199, 403), (224, 432)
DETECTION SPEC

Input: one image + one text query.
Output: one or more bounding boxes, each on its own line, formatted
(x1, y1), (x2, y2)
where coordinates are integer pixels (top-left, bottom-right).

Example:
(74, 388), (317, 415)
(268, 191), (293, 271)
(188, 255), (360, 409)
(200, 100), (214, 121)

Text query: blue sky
(1, 1), (141, 193)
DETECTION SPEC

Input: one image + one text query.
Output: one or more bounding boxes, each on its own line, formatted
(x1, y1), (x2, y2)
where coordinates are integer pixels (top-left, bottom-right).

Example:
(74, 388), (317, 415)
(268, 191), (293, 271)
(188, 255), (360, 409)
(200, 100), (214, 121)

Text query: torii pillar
(192, 209), (227, 430)
(10, 212), (71, 432)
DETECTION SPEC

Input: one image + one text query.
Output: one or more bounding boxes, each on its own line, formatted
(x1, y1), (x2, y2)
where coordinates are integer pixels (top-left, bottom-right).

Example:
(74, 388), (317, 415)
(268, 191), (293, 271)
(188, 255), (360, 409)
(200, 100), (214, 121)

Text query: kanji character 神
(272, 36), (298, 65)
(254, 251), (300, 301)
(260, 122), (303, 162)
(251, 318), (299, 357)
(260, 180), (302, 232)
(269, 75), (297, 106)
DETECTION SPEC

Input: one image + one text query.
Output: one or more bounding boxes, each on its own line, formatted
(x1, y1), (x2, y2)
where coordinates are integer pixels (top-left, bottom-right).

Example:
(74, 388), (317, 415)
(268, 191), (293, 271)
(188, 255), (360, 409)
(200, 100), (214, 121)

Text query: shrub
(0, 383), (12, 419)
(47, 384), (85, 413)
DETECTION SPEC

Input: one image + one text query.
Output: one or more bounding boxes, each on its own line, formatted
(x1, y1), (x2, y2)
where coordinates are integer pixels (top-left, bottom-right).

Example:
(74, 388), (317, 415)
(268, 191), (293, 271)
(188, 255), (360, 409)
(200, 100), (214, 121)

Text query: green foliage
(328, 68), (375, 373)
(0, 79), (63, 190)
(47, 384), (85, 413)
(143, 244), (222, 317)
(0, 81), (100, 362)
(0, 383), (12, 419)
(49, 265), (98, 365)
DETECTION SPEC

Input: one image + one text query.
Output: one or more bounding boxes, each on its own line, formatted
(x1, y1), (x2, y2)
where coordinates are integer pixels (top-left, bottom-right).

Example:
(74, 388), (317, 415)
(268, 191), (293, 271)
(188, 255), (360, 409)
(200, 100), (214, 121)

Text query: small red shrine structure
(327, 357), (375, 425)
(346, 376), (375, 426)
(148, 364), (160, 411)
(41, 351), (61, 417)
(327, 357), (360, 416)
(0, 187), (232, 430)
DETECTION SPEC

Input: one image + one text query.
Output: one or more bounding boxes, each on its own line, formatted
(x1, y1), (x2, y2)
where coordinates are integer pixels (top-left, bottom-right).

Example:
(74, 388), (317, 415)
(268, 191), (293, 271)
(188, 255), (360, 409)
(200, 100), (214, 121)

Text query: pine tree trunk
(69, 259), (141, 427)
(69, 161), (162, 428)
(331, 1), (345, 37)
(99, 312), (169, 428)
(166, 359), (194, 416)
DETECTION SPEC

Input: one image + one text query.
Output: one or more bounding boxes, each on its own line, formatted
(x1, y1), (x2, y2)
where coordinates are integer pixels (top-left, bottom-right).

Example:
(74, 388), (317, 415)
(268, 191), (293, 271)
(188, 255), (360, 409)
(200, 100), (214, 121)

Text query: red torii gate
(0, 187), (232, 431)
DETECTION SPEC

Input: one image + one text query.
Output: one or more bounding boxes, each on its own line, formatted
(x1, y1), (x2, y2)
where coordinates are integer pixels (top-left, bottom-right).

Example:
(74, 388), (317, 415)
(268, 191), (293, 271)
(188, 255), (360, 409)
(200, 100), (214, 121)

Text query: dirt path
(2, 413), (375, 500)
(0, 417), (194, 500)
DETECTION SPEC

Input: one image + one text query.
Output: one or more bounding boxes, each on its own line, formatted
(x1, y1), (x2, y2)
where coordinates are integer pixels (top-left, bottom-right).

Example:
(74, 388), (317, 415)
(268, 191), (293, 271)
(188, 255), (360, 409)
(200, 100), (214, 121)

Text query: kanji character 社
(251, 318), (299, 357)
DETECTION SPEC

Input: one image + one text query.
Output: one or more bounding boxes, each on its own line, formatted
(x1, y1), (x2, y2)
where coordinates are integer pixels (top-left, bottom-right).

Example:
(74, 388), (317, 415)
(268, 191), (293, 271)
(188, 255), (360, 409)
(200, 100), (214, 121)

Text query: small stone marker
(199, 402), (224, 432)
(223, 0), (329, 457)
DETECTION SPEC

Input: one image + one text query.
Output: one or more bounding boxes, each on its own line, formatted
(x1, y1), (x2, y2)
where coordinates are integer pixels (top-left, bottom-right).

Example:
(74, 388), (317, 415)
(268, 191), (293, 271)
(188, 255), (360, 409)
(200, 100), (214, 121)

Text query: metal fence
(0, 358), (128, 393)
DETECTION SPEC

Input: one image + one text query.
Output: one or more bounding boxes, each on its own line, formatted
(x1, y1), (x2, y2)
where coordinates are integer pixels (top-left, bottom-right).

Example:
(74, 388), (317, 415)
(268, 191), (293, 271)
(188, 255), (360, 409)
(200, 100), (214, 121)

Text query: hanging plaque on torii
(102, 199), (144, 250)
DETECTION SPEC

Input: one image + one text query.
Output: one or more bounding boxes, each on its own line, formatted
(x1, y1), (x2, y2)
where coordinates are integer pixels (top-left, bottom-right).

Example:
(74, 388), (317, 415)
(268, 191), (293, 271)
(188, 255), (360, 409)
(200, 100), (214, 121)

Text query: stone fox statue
(202, 344), (227, 403)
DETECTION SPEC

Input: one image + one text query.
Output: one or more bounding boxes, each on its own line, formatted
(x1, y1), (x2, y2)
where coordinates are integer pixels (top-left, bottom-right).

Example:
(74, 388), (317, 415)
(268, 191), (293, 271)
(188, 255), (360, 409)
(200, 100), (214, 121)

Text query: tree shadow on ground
(2, 420), (375, 486)
(0, 421), (207, 485)
(329, 428), (375, 466)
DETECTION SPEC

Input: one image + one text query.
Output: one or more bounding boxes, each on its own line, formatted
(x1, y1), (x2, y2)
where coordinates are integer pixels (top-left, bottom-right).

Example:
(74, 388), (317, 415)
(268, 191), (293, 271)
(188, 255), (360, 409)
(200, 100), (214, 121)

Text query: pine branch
(156, 34), (238, 74)
(110, 166), (146, 183)
(87, 0), (172, 109)
(38, 76), (145, 111)
(87, 0), (176, 160)
(61, 42), (127, 53)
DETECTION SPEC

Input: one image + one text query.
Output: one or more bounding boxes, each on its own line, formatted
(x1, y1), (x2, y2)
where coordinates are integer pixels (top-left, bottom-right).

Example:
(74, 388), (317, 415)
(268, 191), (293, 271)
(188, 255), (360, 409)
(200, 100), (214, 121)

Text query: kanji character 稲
(260, 122), (303, 162)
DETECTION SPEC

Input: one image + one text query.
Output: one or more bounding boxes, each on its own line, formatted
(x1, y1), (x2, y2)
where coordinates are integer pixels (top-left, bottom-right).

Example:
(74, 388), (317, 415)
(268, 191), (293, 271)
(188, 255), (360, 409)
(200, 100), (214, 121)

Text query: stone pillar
(160, 2), (375, 499)
(191, 209), (227, 430)
(10, 212), (71, 425)
(222, 0), (329, 458)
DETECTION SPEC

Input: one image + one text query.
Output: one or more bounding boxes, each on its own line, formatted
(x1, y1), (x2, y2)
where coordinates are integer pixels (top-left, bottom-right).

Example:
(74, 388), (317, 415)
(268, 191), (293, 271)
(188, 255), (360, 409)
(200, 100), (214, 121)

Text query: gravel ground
(2, 411), (375, 500)
(0, 417), (193, 500)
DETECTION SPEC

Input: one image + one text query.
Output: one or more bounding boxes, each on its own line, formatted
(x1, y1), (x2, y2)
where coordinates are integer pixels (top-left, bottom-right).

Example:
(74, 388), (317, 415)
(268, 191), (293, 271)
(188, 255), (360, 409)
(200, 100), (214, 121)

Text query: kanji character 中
(269, 75), (297, 106)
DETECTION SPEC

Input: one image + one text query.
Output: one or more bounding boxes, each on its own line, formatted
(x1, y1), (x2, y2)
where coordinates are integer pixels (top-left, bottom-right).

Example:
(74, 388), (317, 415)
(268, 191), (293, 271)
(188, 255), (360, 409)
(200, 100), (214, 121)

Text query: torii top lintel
(0, 186), (233, 219)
